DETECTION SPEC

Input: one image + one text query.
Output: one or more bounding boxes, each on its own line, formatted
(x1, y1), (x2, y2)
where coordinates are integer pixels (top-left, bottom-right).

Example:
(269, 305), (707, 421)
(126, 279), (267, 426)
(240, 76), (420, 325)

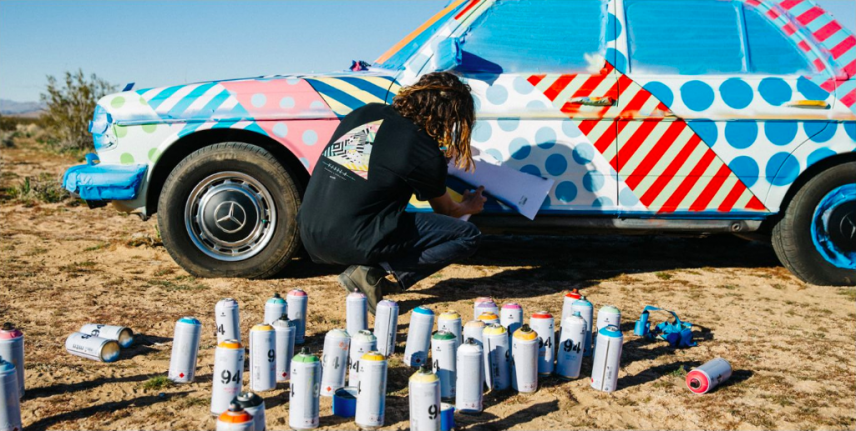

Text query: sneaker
(337, 265), (396, 315)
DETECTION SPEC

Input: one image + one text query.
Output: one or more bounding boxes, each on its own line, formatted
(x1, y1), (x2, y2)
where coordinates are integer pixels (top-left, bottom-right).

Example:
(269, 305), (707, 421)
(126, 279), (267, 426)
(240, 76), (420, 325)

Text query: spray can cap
(418, 364), (433, 374)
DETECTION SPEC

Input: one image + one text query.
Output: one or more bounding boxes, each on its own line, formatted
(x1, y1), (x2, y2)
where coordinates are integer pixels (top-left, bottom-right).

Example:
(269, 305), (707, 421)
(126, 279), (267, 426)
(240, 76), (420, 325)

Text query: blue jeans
(380, 213), (481, 289)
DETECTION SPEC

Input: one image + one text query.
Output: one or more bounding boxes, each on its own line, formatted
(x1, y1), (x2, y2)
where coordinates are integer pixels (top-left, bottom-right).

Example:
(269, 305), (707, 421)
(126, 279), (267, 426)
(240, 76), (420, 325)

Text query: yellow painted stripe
(375, 0), (466, 64)
(316, 78), (385, 105)
(318, 94), (352, 116)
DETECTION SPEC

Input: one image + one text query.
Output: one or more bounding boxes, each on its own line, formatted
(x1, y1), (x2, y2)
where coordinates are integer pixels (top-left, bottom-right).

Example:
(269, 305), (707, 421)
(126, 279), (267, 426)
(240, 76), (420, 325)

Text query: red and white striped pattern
(528, 66), (767, 214)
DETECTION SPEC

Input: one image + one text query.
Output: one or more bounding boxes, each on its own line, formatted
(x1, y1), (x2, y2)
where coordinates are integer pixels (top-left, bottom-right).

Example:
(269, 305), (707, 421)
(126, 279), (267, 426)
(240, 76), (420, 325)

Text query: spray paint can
(530, 311), (555, 376)
(0, 356), (21, 431)
(216, 298), (241, 343)
(409, 365), (441, 431)
(65, 332), (120, 362)
(264, 293), (287, 324)
(500, 303), (523, 337)
(431, 330), (457, 401)
(249, 324), (276, 392)
(596, 305), (621, 332)
(349, 330), (377, 386)
(168, 316), (201, 383)
(440, 403), (455, 431)
(374, 300), (399, 357)
(404, 307), (434, 367)
(272, 317), (295, 383)
(79, 324), (134, 348)
(437, 311), (462, 346)
(590, 325), (623, 393)
(211, 339), (245, 416)
(287, 290), (308, 345)
(571, 297), (594, 357)
(687, 358), (732, 394)
(455, 338), (484, 414)
(346, 291), (368, 337)
(216, 403), (254, 431)
(233, 392), (266, 431)
(462, 320), (485, 347)
(561, 289), (582, 323)
(511, 324), (539, 394)
(290, 348), (321, 430)
(320, 329), (350, 397)
(355, 351), (387, 429)
(473, 298), (498, 320)
(556, 312), (586, 380)
(0, 323), (24, 398)
(482, 324), (510, 391)
(476, 312), (499, 326)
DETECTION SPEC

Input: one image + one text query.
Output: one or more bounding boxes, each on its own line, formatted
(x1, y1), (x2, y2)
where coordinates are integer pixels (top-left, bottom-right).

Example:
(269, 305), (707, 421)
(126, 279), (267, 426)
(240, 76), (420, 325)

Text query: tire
(157, 142), (302, 278)
(771, 161), (856, 286)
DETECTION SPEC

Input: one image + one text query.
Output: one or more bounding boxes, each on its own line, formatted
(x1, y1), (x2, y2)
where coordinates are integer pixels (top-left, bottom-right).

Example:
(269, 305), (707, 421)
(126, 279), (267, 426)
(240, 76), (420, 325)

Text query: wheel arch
(768, 151), (856, 224)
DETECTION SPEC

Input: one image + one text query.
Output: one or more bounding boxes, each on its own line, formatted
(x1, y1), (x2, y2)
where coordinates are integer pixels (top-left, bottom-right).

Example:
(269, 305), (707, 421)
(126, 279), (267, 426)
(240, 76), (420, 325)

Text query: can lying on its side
(80, 324), (134, 348)
(65, 332), (121, 363)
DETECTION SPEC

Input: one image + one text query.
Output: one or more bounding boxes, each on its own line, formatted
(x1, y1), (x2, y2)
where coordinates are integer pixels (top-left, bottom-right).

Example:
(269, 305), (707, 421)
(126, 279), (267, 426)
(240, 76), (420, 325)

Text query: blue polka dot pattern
(687, 120), (718, 147)
(251, 93), (267, 108)
(807, 148), (836, 167)
(555, 181), (578, 203)
(485, 149), (503, 163)
(545, 154), (568, 176)
(572, 144), (595, 165)
(681, 81), (715, 112)
(805, 121), (836, 143)
(280, 97), (295, 109)
(535, 127), (556, 150)
(606, 13), (622, 42)
(526, 100), (547, 110)
(593, 197), (613, 208)
(797, 76), (830, 101)
(520, 164), (541, 178)
(766, 152), (800, 186)
(619, 188), (639, 207)
(608, 48), (627, 74)
(643, 81), (673, 107)
(513, 76), (534, 95)
(302, 129), (318, 146)
(845, 122), (856, 141)
(486, 85), (509, 105)
(719, 79), (753, 109)
(473, 122), (492, 142)
(583, 171), (605, 192)
(758, 78), (792, 106)
(728, 156), (760, 187)
(509, 137), (531, 160)
(542, 196), (552, 208)
(273, 122), (288, 138)
(498, 119), (519, 132)
(562, 120), (582, 137)
(724, 121), (758, 149)
(764, 121), (798, 146)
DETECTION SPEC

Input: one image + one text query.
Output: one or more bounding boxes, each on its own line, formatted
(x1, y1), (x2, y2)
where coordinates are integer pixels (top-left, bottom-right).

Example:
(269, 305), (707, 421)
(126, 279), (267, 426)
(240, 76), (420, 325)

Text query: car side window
(743, 5), (812, 75)
(457, 0), (607, 74)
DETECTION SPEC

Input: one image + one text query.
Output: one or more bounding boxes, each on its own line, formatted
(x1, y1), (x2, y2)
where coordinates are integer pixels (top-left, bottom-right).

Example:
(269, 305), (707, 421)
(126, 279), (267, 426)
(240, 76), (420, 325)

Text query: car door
(614, 0), (836, 215)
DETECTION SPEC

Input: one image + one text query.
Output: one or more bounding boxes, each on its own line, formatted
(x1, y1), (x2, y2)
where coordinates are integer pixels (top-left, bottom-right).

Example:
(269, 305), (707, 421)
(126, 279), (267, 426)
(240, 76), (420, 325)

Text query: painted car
(63, 0), (855, 285)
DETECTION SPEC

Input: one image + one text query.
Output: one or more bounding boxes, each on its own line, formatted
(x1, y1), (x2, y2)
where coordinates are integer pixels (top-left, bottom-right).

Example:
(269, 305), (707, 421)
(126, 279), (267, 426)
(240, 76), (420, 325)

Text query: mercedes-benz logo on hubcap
(214, 201), (247, 234)
(841, 214), (856, 241)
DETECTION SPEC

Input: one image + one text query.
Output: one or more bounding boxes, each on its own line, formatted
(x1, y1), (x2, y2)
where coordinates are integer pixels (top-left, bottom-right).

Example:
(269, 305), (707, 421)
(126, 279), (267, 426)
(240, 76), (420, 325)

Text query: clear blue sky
(1, 0), (854, 102)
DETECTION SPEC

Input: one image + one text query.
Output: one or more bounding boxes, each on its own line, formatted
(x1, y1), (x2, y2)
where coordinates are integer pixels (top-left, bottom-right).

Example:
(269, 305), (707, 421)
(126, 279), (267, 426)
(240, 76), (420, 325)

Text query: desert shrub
(4, 173), (70, 206)
(39, 69), (116, 151)
(1, 130), (15, 148)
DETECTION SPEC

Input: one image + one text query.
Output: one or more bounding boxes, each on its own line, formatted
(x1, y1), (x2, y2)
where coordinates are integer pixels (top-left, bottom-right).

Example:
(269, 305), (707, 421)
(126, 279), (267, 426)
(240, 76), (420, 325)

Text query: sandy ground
(1, 141), (854, 431)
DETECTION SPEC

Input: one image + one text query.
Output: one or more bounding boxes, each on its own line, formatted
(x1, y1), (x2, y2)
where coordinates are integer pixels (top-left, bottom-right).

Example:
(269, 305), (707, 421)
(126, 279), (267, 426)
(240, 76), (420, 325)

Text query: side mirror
(429, 37), (462, 72)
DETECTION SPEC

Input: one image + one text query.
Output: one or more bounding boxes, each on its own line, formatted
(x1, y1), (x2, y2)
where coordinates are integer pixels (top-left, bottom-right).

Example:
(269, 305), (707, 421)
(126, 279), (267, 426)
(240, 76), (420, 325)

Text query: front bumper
(63, 154), (147, 207)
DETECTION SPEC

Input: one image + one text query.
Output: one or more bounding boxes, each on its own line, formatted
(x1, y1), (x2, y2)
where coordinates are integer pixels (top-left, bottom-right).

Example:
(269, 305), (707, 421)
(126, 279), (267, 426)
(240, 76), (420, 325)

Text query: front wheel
(772, 161), (855, 286)
(158, 142), (302, 278)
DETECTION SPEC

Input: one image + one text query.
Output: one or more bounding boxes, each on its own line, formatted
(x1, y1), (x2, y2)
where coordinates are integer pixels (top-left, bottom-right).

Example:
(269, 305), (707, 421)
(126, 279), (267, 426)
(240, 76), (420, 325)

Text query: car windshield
(374, 0), (470, 70)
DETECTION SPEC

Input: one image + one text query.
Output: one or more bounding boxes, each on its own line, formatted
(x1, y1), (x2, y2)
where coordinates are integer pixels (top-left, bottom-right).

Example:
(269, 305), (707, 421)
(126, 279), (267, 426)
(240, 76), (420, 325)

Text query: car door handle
(787, 100), (830, 109)
(568, 96), (616, 107)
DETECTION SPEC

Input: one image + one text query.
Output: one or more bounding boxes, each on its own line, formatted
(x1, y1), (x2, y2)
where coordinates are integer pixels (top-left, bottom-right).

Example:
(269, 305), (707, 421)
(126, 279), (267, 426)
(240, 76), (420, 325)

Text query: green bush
(39, 69), (116, 151)
(3, 173), (70, 206)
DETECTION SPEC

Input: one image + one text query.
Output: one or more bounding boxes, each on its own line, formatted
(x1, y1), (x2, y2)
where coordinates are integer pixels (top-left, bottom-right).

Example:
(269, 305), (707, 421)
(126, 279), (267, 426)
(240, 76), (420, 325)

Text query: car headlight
(90, 104), (116, 152)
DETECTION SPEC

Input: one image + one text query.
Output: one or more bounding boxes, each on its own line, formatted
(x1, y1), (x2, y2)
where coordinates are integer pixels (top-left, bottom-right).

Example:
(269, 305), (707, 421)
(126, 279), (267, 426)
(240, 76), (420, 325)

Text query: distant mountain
(0, 99), (45, 116)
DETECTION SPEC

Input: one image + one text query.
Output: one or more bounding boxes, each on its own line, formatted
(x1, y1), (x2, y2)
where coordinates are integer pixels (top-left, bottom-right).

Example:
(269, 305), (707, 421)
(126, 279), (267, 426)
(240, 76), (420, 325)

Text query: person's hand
(460, 186), (487, 215)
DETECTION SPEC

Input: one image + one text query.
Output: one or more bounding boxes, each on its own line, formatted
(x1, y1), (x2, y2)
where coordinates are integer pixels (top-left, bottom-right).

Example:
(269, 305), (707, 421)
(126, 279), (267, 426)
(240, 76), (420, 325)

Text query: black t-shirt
(297, 103), (447, 265)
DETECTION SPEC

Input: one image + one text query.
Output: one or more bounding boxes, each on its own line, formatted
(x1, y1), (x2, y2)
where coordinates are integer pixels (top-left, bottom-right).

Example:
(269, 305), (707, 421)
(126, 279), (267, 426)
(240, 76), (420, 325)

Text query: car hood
(97, 70), (399, 125)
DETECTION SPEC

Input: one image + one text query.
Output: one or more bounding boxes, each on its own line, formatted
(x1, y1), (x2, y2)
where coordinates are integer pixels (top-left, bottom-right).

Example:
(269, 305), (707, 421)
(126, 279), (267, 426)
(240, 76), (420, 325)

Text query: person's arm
(429, 186), (486, 218)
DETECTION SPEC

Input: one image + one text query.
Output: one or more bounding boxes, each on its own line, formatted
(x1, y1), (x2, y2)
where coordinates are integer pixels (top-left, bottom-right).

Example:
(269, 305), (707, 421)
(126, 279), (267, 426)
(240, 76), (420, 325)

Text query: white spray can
(264, 293), (287, 324)
(476, 312), (499, 326)
(596, 305), (621, 333)
(249, 324), (276, 392)
(590, 325), (623, 393)
(79, 324), (134, 348)
(287, 290), (308, 345)
(571, 297), (594, 357)
(65, 332), (120, 362)
(530, 311), (555, 376)
(168, 316), (201, 383)
(511, 324), (539, 394)
(482, 324), (510, 391)
(211, 339), (245, 416)
(409, 365), (441, 431)
(355, 351), (388, 429)
(0, 323), (24, 398)
(560, 289), (582, 323)
(346, 290), (368, 337)
(349, 329), (377, 387)
(437, 311), (462, 346)
(320, 329), (350, 397)
(687, 358), (732, 394)
(216, 402), (254, 431)
(374, 300), (399, 357)
(455, 338), (484, 414)
(233, 391), (265, 431)
(463, 320), (485, 347)
(290, 348), (321, 430)
(556, 312), (586, 380)
(473, 298), (498, 320)
(215, 298), (241, 343)
(431, 330), (457, 401)
(500, 303), (523, 337)
(272, 317), (295, 383)
(404, 306), (434, 367)
(0, 356), (22, 431)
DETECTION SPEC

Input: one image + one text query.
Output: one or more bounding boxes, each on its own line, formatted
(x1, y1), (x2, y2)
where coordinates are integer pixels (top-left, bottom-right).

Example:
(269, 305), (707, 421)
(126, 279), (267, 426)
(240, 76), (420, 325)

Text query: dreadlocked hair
(392, 72), (476, 171)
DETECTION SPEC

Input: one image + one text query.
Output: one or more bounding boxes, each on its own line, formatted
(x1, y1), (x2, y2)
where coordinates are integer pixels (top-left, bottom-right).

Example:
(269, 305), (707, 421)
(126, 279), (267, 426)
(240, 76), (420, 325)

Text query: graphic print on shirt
(321, 120), (384, 180)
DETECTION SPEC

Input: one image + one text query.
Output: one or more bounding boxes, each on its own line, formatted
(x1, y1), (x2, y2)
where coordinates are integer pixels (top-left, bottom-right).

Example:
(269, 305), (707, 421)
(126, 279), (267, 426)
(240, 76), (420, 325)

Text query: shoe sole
(337, 272), (378, 315)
